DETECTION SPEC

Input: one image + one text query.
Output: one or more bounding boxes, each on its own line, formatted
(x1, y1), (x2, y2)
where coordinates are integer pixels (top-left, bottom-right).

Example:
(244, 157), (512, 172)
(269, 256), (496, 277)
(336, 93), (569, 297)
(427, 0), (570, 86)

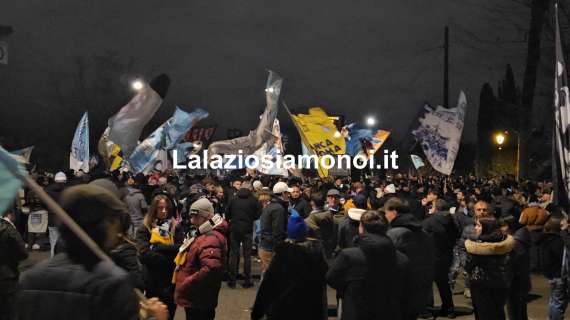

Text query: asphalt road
(22, 251), (549, 320)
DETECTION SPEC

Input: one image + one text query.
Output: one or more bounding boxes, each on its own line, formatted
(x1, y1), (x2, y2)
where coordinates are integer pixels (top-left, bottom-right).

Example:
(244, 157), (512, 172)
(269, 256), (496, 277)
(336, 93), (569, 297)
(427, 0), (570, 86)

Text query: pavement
(21, 250), (549, 319)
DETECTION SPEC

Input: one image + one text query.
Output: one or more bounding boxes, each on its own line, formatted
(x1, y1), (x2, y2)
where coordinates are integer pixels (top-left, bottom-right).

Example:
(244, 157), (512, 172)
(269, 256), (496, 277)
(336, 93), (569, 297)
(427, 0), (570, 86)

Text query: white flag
(70, 112), (90, 173)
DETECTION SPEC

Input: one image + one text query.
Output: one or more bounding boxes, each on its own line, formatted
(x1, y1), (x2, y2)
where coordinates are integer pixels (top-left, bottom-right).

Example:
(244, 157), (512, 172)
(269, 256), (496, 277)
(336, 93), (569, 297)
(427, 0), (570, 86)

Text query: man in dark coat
(289, 185), (311, 218)
(258, 182), (289, 272)
(305, 192), (336, 258)
(44, 171), (67, 257)
(385, 197), (435, 320)
(252, 212), (328, 320)
(421, 199), (459, 317)
(0, 208), (28, 319)
(225, 181), (261, 288)
(327, 210), (409, 320)
(17, 185), (141, 320)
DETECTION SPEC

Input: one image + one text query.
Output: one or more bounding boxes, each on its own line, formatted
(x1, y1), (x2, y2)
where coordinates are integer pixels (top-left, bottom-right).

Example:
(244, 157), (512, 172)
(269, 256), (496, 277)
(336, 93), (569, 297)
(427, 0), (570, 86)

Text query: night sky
(0, 0), (539, 168)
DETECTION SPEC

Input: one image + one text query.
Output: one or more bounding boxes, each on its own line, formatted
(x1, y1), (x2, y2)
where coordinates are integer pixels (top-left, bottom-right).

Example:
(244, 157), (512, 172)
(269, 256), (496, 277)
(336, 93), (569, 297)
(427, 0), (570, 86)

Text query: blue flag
(129, 107), (208, 173)
(70, 112), (90, 173)
(0, 145), (26, 215)
(164, 107), (209, 149)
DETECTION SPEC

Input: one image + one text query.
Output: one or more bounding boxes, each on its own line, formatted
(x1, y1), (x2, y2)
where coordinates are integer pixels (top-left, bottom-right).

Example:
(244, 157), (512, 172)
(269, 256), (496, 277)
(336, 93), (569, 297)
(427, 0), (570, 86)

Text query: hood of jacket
(465, 234), (515, 256)
(390, 213), (423, 232)
(237, 188), (253, 199)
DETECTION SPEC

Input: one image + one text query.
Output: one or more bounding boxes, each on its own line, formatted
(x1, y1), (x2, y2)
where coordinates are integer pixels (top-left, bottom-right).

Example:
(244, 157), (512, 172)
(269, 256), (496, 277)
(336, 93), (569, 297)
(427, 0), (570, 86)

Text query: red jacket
(174, 221), (228, 308)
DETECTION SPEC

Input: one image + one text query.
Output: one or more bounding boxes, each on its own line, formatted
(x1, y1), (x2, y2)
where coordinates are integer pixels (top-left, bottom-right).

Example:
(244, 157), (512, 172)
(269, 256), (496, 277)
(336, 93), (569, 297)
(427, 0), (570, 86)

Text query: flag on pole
(554, 1), (570, 208)
(344, 124), (390, 158)
(208, 70), (283, 156)
(10, 146), (34, 164)
(289, 107), (346, 177)
(129, 107), (208, 173)
(163, 107), (209, 149)
(253, 119), (288, 176)
(0, 145), (27, 215)
(108, 74), (170, 156)
(70, 112), (90, 173)
(412, 92), (467, 175)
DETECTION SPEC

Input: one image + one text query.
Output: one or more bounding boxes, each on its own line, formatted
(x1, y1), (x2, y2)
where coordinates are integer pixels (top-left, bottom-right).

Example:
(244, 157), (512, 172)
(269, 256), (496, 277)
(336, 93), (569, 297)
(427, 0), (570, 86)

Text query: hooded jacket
(387, 214), (435, 315)
(327, 233), (407, 320)
(226, 188), (261, 237)
(465, 235), (515, 289)
(252, 239), (328, 320)
(422, 211), (459, 264)
(175, 220), (228, 308)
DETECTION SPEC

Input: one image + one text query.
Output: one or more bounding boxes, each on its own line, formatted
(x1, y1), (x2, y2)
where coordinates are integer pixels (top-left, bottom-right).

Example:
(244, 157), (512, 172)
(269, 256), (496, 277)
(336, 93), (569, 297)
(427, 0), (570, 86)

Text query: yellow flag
(290, 107), (345, 177)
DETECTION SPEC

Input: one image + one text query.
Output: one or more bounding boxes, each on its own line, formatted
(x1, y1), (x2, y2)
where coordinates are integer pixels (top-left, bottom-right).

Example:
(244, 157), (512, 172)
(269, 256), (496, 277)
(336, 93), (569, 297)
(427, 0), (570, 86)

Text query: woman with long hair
(136, 192), (183, 319)
(465, 217), (515, 320)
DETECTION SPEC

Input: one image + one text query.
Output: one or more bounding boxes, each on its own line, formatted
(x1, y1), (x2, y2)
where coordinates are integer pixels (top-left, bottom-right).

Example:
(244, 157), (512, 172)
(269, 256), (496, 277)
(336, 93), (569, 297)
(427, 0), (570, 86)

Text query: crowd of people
(1, 169), (569, 320)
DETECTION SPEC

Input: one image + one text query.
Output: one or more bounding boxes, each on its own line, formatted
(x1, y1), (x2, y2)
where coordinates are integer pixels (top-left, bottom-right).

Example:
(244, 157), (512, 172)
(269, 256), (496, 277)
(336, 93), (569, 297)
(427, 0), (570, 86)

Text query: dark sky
(0, 0), (532, 160)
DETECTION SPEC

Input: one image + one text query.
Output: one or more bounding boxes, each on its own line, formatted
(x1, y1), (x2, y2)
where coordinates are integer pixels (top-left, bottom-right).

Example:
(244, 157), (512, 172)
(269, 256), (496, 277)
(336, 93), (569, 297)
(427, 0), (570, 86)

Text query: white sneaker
(32, 243), (40, 250)
(464, 288), (471, 299)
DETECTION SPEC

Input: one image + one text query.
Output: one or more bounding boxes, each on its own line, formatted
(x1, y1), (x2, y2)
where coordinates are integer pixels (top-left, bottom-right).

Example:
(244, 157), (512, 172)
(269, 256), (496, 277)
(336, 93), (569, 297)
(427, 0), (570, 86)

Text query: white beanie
(54, 172), (67, 183)
(253, 180), (263, 190)
(384, 184), (396, 194)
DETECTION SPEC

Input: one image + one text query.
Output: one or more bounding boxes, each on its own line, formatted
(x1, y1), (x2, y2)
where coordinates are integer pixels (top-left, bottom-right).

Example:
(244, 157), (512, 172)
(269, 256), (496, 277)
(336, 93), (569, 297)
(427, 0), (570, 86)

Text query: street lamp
(495, 133), (506, 149)
(366, 116), (376, 127)
(131, 79), (144, 91)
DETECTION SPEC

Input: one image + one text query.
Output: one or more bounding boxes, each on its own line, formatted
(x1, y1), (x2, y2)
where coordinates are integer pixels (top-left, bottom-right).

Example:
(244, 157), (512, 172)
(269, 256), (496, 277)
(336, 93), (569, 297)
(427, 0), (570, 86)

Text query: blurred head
(310, 192), (325, 211)
(544, 216), (563, 234)
(258, 192), (271, 207)
(215, 186), (224, 199)
(474, 201), (491, 220)
(290, 186), (301, 200)
(59, 185), (128, 266)
(475, 217), (499, 238)
(359, 210), (388, 236)
(232, 179), (242, 190)
(383, 198), (406, 223)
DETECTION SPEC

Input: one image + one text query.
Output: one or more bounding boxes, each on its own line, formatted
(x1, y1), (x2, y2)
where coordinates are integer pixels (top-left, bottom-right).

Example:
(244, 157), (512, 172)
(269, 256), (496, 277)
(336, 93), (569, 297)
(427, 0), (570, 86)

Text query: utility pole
(443, 26), (449, 108)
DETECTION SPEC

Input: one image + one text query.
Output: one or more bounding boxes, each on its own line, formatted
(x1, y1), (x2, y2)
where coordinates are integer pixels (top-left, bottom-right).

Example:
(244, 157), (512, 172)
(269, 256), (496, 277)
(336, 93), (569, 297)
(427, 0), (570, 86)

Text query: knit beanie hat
(287, 209), (307, 241)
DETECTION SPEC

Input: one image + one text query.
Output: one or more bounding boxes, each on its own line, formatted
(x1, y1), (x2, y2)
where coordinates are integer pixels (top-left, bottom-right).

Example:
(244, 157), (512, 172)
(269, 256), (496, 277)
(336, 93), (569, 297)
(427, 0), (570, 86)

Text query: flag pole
(10, 170), (147, 303)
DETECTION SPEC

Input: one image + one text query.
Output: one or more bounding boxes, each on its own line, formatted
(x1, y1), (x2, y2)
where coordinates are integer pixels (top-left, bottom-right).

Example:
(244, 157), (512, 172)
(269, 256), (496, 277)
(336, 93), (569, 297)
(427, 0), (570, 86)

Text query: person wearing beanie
(252, 209), (328, 320)
(174, 198), (228, 320)
(17, 184), (168, 320)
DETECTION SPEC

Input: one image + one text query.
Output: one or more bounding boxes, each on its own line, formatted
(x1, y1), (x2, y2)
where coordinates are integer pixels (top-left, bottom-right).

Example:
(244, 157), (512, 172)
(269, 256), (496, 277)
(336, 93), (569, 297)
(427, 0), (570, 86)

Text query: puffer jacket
(17, 254), (139, 320)
(175, 220), (228, 308)
(465, 235), (515, 289)
(387, 213), (435, 315)
(259, 197), (288, 251)
(0, 217), (28, 293)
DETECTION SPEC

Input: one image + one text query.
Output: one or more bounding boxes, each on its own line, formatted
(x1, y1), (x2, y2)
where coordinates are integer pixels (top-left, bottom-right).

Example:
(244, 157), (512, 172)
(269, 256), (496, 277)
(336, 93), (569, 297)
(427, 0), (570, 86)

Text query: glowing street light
(495, 132), (505, 150)
(366, 116), (376, 127)
(131, 79), (144, 91)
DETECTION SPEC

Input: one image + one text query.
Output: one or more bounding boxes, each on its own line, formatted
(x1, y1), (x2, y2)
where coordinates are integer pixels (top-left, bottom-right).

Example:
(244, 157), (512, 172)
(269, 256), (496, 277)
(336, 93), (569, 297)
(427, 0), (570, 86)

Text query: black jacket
(259, 197), (288, 251)
(0, 218), (28, 293)
(538, 232), (565, 279)
(510, 227), (532, 294)
(135, 223), (182, 302)
(338, 216), (360, 250)
(109, 240), (145, 290)
(422, 211), (459, 265)
(252, 239), (328, 320)
(387, 214), (435, 315)
(17, 254), (139, 320)
(465, 235), (515, 289)
(289, 197), (311, 218)
(327, 233), (408, 320)
(226, 188), (261, 237)
(44, 182), (66, 227)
